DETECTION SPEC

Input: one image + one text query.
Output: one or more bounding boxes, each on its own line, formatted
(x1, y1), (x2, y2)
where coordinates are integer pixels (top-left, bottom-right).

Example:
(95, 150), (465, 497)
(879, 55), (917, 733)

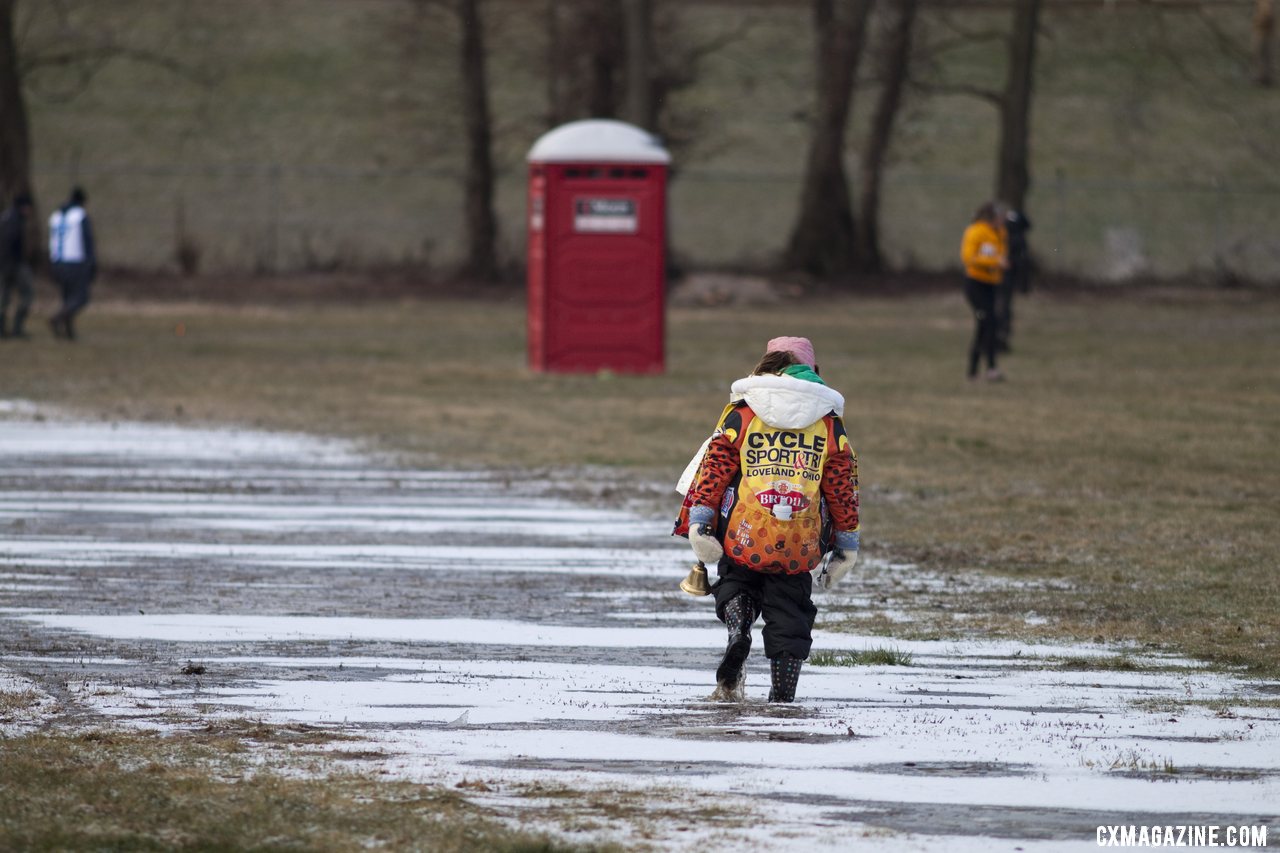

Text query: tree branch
(908, 76), (1005, 107)
(21, 41), (212, 86)
(680, 15), (757, 67)
(925, 31), (1009, 56)
(930, 8), (1011, 49)
(1191, 4), (1251, 63)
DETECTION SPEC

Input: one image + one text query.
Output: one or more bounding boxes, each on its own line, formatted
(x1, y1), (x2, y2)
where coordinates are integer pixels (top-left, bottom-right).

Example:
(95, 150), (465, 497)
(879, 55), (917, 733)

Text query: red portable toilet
(526, 119), (670, 373)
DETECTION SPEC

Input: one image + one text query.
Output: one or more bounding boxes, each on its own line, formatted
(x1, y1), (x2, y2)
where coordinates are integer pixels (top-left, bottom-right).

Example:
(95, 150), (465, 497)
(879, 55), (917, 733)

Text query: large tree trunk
(1254, 0), (1275, 86)
(0, 0), (32, 203)
(585, 2), (622, 118)
(458, 0), (499, 281)
(856, 0), (918, 273)
(784, 0), (874, 278)
(995, 0), (1042, 211)
(620, 0), (655, 130)
(546, 1), (623, 122)
(546, 0), (570, 126)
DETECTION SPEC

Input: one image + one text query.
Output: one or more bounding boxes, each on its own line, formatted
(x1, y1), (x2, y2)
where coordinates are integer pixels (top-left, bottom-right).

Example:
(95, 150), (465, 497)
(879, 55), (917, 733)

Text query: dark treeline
(0, 0), (1272, 282)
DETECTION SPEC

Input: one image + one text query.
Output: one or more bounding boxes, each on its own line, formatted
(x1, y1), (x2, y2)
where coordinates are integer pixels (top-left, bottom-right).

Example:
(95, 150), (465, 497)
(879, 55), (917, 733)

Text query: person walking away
(960, 202), (1009, 381)
(0, 192), (35, 340)
(673, 336), (861, 703)
(995, 205), (1033, 354)
(48, 187), (96, 341)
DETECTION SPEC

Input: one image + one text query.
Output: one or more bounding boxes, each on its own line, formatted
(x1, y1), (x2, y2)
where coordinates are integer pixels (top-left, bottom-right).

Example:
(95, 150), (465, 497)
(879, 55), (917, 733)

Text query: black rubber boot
(12, 308), (29, 339)
(715, 593), (757, 692)
(767, 652), (803, 703)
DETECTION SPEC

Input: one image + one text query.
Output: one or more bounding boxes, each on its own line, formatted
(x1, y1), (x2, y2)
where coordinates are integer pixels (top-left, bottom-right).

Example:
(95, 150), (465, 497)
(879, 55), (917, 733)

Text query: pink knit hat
(765, 336), (816, 368)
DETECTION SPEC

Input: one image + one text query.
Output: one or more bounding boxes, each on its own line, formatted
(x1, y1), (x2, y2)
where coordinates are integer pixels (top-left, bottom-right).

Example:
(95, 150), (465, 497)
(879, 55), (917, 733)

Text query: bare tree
(1255, 0), (1275, 86)
(2, 0), (210, 260)
(996, 0), (1042, 210)
(0, 0), (31, 203)
(584, 3), (623, 117)
(546, 0), (569, 125)
(646, 7), (755, 153)
(546, 0), (624, 125)
(856, 0), (919, 273)
(456, 0), (500, 282)
(545, 0), (747, 150)
(910, 0), (1042, 212)
(784, 0), (875, 278)
(620, 0), (655, 130)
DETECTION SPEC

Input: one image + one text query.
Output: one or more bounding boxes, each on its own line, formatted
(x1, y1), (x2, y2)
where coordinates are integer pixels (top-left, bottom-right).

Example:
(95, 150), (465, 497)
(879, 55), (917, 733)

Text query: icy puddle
(2, 404), (1277, 852)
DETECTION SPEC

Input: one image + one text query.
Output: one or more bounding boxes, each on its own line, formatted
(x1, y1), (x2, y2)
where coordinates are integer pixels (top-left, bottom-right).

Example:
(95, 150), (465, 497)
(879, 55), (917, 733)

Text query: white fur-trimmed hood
(729, 373), (845, 429)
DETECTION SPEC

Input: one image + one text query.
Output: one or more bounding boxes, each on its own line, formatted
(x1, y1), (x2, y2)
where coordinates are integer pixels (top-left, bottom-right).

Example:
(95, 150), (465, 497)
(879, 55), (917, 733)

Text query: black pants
(52, 262), (93, 323)
(964, 278), (999, 376)
(712, 560), (817, 660)
(994, 276), (1013, 350)
(0, 263), (33, 332)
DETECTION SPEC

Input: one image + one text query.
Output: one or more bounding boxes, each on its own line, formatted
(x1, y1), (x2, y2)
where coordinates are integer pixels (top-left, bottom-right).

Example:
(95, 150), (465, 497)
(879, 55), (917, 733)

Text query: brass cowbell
(679, 561), (711, 596)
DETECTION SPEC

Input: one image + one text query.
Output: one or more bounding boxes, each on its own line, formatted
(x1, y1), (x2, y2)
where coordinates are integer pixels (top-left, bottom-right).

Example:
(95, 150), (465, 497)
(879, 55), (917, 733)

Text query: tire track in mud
(1, 406), (1278, 851)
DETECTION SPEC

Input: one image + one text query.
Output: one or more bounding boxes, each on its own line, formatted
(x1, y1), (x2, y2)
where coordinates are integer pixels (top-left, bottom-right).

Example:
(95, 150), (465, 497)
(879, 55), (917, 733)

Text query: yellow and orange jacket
(960, 219), (1007, 284)
(674, 373), (860, 575)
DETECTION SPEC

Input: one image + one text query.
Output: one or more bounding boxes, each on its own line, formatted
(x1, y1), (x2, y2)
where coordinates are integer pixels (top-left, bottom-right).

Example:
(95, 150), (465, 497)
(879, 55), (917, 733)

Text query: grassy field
(5, 282), (1278, 676)
(0, 724), (592, 852)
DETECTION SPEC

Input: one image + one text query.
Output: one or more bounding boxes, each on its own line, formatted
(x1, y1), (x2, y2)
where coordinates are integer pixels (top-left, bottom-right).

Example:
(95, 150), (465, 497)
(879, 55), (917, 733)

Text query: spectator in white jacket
(48, 186), (97, 341)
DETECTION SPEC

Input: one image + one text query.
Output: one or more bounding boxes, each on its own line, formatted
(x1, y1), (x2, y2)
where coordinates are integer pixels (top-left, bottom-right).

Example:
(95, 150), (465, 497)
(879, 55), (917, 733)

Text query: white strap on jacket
(675, 436), (712, 495)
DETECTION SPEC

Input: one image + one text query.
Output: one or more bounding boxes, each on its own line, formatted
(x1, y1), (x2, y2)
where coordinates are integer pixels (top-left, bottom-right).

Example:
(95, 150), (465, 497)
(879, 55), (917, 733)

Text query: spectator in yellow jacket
(960, 202), (1009, 381)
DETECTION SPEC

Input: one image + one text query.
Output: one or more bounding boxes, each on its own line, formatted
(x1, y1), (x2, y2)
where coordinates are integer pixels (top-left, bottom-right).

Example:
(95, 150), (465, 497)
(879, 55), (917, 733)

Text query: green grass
(1056, 655), (1142, 672)
(1131, 697), (1188, 715)
(1096, 750), (1179, 774)
(8, 283), (1280, 681)
(1197, 697), (1280, 714)
(810, 647), (915, 667)
(0, 729), (591, 853)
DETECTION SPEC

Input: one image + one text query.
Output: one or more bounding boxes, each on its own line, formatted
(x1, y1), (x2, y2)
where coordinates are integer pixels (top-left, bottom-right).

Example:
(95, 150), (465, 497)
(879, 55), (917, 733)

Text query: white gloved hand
(688, 523), (724, 565)
(816, 548), (858, 591)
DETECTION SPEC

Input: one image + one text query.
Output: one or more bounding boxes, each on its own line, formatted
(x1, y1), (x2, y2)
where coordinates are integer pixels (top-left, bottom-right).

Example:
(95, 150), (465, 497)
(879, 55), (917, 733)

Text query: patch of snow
(0, 540), (689, 577)
(0, 412), (365, 465)
(70, 655), (1280, 823)
(18, 613), (1151, 662)
(5, 404), (1279, 852)
(0, 667), (57, 736)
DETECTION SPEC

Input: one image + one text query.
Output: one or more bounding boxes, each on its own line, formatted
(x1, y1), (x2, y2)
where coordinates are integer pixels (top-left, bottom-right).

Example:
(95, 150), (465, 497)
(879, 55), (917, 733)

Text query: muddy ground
(1, 403), (1277, 852)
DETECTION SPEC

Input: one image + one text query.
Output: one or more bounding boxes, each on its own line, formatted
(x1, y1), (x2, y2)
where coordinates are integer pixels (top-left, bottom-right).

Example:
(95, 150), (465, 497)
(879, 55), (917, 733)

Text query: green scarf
(782, 364), (826, 385)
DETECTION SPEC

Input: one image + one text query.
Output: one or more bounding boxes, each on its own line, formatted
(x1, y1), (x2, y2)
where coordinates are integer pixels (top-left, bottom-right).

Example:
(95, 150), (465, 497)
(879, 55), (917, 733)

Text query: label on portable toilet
(530, 195), (544, 232)
(573, 198), (638, 234)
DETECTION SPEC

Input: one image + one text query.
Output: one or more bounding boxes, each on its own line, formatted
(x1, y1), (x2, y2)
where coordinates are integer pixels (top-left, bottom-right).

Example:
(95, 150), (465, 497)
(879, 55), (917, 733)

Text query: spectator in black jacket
(0, 192), (35, 340)
(996, 205), (1032, 354)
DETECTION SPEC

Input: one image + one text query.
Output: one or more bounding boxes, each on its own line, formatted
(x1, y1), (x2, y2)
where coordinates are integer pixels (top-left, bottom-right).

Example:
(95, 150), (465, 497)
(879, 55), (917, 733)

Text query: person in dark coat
(995, 205), (1032, 354)
(48, 186), (97, 341)
(0, 192), (35, 340)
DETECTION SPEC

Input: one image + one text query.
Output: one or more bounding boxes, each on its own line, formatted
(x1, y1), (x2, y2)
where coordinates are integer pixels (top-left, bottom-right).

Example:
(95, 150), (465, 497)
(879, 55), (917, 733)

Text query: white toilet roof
(528, 119), (671, 164)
